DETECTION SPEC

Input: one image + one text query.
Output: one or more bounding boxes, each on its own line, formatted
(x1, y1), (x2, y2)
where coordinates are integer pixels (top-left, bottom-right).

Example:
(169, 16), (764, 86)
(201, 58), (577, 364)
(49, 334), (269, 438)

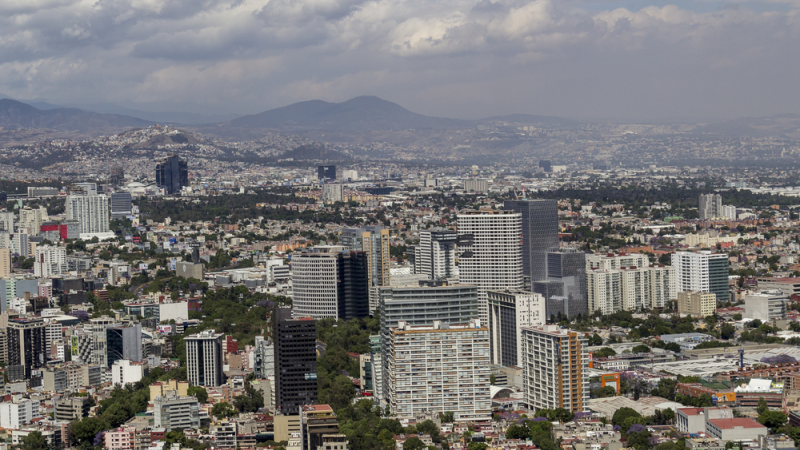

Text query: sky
(0, 0), (798, 121)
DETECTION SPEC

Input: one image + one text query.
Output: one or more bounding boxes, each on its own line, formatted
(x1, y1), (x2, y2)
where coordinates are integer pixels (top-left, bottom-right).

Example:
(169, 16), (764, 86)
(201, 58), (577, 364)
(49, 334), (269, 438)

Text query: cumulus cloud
(0, 0), (798, 119)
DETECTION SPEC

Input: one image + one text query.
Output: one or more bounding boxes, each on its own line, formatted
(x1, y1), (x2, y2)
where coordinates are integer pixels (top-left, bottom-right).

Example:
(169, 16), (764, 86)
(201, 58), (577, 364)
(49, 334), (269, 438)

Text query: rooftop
(707, 418), (765, 429)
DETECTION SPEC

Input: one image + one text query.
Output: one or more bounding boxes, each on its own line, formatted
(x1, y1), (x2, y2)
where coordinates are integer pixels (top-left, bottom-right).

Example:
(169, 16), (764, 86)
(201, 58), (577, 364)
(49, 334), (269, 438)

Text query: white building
(322, 184), (344, 203)
(587, 269), (622, 315)
(457, 211), (523, 324)
(112, 359), (147, 386)
(721, 205), (737, 220)
(387, 319), (491, 422)
(586, 253), (650, 271)
(672, 251), (730, 304)
(414, 229), (457, 281)
(153, 392), (200, 431)
(0, 399), (41, 429)
(520, 325), (588, 413)
(699, 194), (723, 220)
(66, 194), (110, 237)
(587, 263), (676, 315)
(0, 212), (14, 233)
(463, 179), (489, 193)
(341, 170), (358, 181)
(744, 291), (788, 321)
(290, 246), (342, 319)
(487, 290), (545, 367)
(19, 207), (48, 236)
(34, 245), (67, 278)
(186, 330), (224, 387)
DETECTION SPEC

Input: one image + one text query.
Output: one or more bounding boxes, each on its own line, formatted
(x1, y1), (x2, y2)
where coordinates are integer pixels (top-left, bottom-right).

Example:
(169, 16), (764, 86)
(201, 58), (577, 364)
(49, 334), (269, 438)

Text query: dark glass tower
(274, 308), (318, 414)
(547, 249), (587, 318)
(155, 155), (189, 195)
(337, 251), (370, 320)
(317, 165), (336, 181)
(106, 324), (142, 367)
(504, 199), (559, 283)
(7, 318), (47, 380)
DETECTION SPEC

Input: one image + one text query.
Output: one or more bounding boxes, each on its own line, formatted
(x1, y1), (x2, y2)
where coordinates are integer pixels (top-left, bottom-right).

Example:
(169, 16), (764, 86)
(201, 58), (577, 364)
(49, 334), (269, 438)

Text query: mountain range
(0, 98), (151, 131)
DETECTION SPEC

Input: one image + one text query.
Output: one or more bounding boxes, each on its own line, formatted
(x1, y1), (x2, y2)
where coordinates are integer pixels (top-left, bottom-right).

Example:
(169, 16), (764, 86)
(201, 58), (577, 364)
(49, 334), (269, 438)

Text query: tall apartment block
(0, 211), (14, 232)
(520, 325), (588, 413)
(185, 330), (224, 387)
(66, 194), (110, 235)
(387, 319), (491, 422)
(413, 229), (457, 281)
(377, 281), (479, 402)
(0, 248), (10, 278)
(291, 246), (369, 320)
(273, 308), (318, 415)
(339, 226), (391, 313)
(699, 194), (723, 220)
(503, 199), (559, 283)
(34, 245), (67, 278)
(7, 318), (47, 380)
(322, 184), (343, 203)
(487, 290), (545, 367)
(156, 155), (189, 195)
(587, 265), (676, 315)
(672, 251), (730, 304)
(457, 211), (523, 323)
(19, 206), (47, 236)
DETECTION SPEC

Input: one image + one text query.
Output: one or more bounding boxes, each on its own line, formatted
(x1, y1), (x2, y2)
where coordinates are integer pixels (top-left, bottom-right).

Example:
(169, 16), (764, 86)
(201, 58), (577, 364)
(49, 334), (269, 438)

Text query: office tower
(677, 291), (717, 317)
(156, 155), (189, 195)
(110, 192), (133, 219)
(672, 251), (730, 304)
(387, 319), (491, 421)
(273, 308), (317, 414)
(7, 318), (47, 380)
(0, 248), (9, 279)
(317, 165), (336, 181)
(33, 245), (67, 278)
(0, 192), (5, 203)
(539, 160), (552, 173)
(106, 323), (142, 367)
(744, 291), (788, 322)
(19, 207), (47, 236)
(300, 405), (339, 450)
(66, 194), (110, 234)
(0, 212), (14, 233)
(291, 246), (369, 320)
(699, 194), (723, 220)
(27, 187), (59, 198)
(457, 211), (523, 323)
(186, 330), (224, 387)
(546, 249), (587, 318)
(378, 281), (479, 402)
(414, 229), (457, 281)
(340, 226), (391, 312)
(110, 166), (125, 186)
(504, 199), (559, 283)
(520, 325), (588, 413)
(253, 336), (275, 379)
(487, 290), (545, 367)
(322, 183), (343, 203)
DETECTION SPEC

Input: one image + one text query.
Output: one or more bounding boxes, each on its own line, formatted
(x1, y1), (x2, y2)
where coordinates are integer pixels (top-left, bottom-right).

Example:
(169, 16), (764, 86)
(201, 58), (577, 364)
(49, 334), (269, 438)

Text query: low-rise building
(153, 392), (200, 431)
(705, 418), (767, 441)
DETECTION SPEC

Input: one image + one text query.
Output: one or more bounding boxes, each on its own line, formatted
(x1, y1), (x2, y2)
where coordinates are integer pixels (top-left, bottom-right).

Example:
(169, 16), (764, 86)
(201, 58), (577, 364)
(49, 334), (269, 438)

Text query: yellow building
(149, 379), (189, 401)
(677, 291), (717, 318)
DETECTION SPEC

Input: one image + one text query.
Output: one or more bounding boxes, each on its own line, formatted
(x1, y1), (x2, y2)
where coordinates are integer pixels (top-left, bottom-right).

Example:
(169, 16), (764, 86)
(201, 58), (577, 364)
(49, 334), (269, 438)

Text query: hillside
(0, 99), (151, 131)
(693, 114), (800, 138)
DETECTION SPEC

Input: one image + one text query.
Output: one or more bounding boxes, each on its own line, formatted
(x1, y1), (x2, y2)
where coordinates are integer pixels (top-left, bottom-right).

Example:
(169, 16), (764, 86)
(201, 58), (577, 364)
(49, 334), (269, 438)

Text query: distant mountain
(0, 99), (151, 131)
(222, 96), (472, 131)
(72, 103), (241, 125)
(693, 114), (800, 137)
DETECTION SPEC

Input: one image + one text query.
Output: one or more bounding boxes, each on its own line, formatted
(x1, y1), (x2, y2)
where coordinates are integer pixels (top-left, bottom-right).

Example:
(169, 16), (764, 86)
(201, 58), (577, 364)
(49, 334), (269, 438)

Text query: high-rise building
(0, 248), (9, 279)
(153, 392), (200, 431)
(463, 179), (489, 193)
(387, 319), (490, 421)
(677, 291), (717, 317)
(318, 165), (336, 181)
(300, 405), (339, 450)
(185, 330), (224, 387)
(721, 205), (737, 220)
(586, 252), (650, 271)
(0, 212), (14, 233)
(66, 194), (110, 235)
(110, 166), (125, 186)
(587, 264), (677, 315)
(487, 290), (545, 367)
(273, 308), (317, 414)
(321, 183), (343, 203)
(156, 155), (189, 195)
(457, 211), (523, 323)
(586, 269), (621, 316)
(291, 246), (369, 320)
(106, 324), (142, 367)
(340, 227), (391, 312)
(543, 249), (587, 318)
(504, 200), (559, 283)
(672, 251), (730, 304)
(33, 245), (67, 278)
(520, 325), (588, 413)
(110, 192), (133, 219)
(539, 160), (552, 173)
(73, 182), (98, 196)
(699, 194), (723, 220)
(7, 318), (47, 380)
(413, 229), (457, 281)
(19, 207), (47, 236)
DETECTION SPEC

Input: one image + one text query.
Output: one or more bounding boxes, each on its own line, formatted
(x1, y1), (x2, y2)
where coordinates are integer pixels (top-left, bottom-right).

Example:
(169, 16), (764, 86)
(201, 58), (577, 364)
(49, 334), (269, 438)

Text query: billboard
(169, 258), (177, 271)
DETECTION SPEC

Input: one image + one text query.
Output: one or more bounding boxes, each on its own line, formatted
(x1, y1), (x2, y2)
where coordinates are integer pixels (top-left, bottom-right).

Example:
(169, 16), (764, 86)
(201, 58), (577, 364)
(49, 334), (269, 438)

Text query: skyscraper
(19, 207), (47, 236)
(66, 194), (110, 235)
(291, 246), (369, 320)
(156, 155), (189, 195)
(106, 323), (142, 367)
(0, 212), (14, 233)
(33, 245), (67, 278)
(273, 308), (317, 414)
(110, 192), (133, 220)
(0, 248), (10, 279)
(7, 318), (47, 380)
(699, 194), (723, 220)
(487, 289), (545, 367)
(317, 165), (336, 181)
(520, 325), (588, 413)
(504, 199), (559, 283)
(413, 229), (457, 281)
(339, 227), (391, 313)
(457, 211), (523, 323)
(546, 249), (587, 318)
(186, 330), (224, 387)
(672, 251), (730, 304)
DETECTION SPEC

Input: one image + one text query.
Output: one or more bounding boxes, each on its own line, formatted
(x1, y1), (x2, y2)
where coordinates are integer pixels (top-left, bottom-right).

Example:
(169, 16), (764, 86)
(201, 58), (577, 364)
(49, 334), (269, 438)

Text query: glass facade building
(504, 200), (559, 283)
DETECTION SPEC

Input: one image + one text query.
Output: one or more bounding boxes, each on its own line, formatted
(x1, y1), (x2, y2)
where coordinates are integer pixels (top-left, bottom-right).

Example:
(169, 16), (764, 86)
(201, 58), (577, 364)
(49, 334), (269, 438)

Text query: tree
(593, 347), (617, 358)
(504, 424), (529, 439)
(597, 386), (617, 398)
(733, 313), (742, 320)
(402, 437), (426, 450)
(71, 417), (108, 446)
(588, 334), (603, 346)
(467, 443), (489, 450)
(758, 410), (787, 429)
(20, 431), (47, 450)
(757, 397), (769, 415)
(721, 323), (736, 340)
(212, 402), (238, 419)
(165, 430), (187, 446)
(612, 407), (642, 427)
(187, 386), (208, 403)
(631, 344), (650, 353)
(440, 411), (455, 423)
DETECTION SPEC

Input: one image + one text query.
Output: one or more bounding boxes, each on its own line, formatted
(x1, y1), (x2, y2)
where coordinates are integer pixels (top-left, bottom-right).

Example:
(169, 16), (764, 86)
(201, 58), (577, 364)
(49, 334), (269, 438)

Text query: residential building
(457, 210), (523, 324)
(33, 245), (67, 278)
(54, 397), (91, 421)
(586, 253), (650, 271)
(106, 323), (142, 367)
(19, 206), (47, 236)
(504, 199), (559, 283)
(677, 291), (717, 318)
(587, 263), (676, 315)
(672, 251), (730, 303)
(339, 227), (391, 313)
(104, 427), (135, 450)
(756, 277), (800, 297)
(487, 290), (545, 367)
(744, 291), (788, 321)
(112, 359), (147, 386)
(273, 308), (318, 414)
(0, 399), (40, 428)
(413, 229), (457, 281)
(66, 194), (110, 235)
(463, 179), (489, 193)
(0, 248), (10, 278)
(155, 155), (189, 195)
(520, 325), (588, 413)
(291, 246), (369, 320)
(212, 420), (237, 447)
(7, 317), (47, 380)
(110, 192), (133, 219)
(587, 270), (621, 316)
(322, 183), (343, 203)
(387, 319), (491, 421)
(0, 211), (14, 232)
(300, 405), (339, 450)
(153, 392), (200, 431)
(699, 194), (723, 220)
(186, 330), (224, 387)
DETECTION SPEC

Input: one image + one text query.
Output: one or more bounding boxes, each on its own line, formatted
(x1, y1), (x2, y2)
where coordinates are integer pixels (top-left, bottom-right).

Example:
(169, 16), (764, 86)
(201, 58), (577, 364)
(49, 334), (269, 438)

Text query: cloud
(0, 0), (797, 119)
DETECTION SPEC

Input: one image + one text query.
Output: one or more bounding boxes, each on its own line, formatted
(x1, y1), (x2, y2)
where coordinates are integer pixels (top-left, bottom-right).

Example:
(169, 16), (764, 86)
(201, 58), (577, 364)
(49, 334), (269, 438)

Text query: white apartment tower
(457, 211), (523, 323)
(587, 269), (622, 315)
(186, 330), (224, 387)
(414, 229), (457, 280)
(66, 194), (110, 235)
(34, 245), (67, 278)
(699, 194), (723, 220)
(19, 207), (47, 236)
(487, 290), (546, 367)
(672, 251), (730, 304)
